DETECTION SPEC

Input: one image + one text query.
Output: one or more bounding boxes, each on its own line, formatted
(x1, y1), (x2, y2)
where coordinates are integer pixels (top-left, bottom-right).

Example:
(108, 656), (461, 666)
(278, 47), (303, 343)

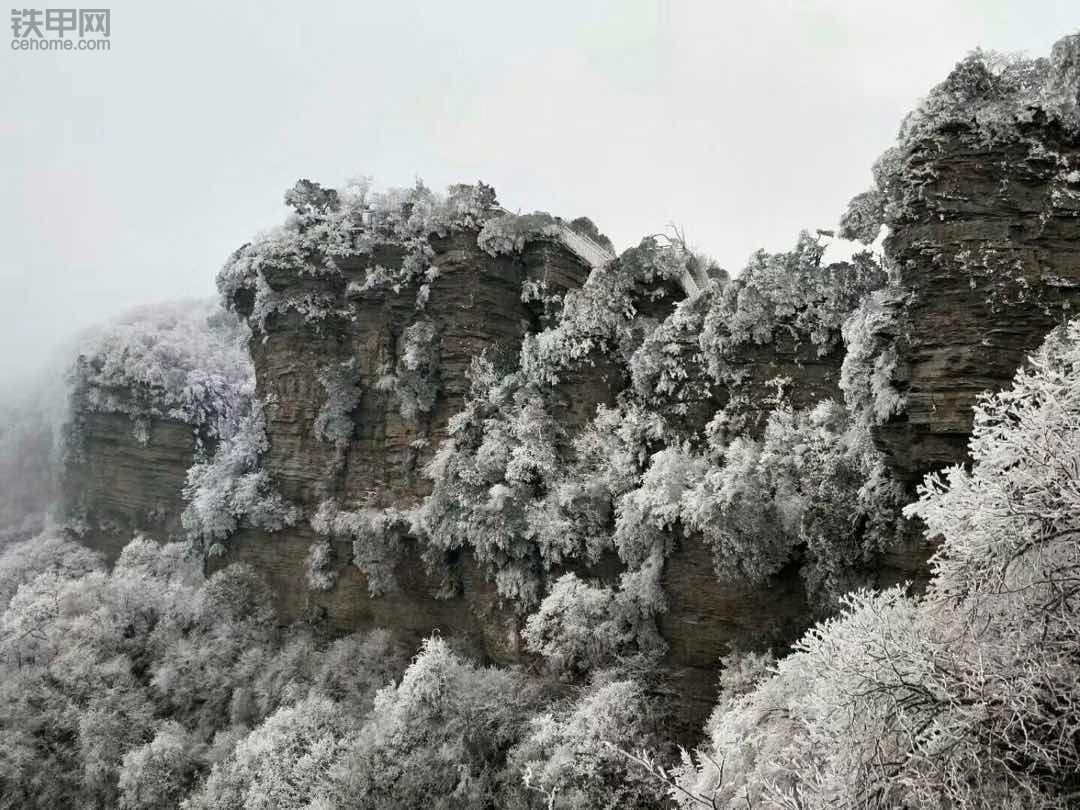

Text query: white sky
(2, 0), (1076, 384)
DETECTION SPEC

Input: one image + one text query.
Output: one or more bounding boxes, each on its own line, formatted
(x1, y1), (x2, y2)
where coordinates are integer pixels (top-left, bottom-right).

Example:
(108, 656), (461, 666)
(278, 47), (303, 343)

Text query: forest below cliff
(0, 33), (1079, 809)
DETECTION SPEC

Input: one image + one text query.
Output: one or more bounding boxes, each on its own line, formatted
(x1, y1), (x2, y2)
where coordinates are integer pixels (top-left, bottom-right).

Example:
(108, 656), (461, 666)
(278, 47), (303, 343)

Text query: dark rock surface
(874, 118), (1080, 483)
(62, 409), (194, 561)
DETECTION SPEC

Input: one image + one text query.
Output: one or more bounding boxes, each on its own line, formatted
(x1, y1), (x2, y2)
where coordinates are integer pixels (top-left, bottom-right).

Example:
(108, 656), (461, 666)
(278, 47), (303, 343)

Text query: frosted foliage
(393, 319), (441, 420)
(699, 232), (886, 386)
(674, 319), (1080, 809)
(627, 290), (712, 408)
(897, 44), (1080, 150)
(181, 697), (354, 810)
(840, 290), (907, 425)
(477, 211), (561, 255)
(181, 398), (299, 549)
(521, 237), (694, 386)
(218, 179), (499, 329)
(71, 299), (253, 441)
(512, 679), (666, 810)
(715, 650), (775, 705)
(313, 358), (362, 446)
(523, 552), (667, 674)
(310, 499), (408, 596)
(305, 539), (336, 592)
(417, 358), (563, 605)
(0, 530), (414, 810)
(837, 189), (885, 244)
(617, 402), (904, 604)
(118, 722), (201, 810)
(1041, 34), (1080, 127)
(0, 530), (104, 609)
(614, 446), (703, 567)
(317, 637), (535, 809)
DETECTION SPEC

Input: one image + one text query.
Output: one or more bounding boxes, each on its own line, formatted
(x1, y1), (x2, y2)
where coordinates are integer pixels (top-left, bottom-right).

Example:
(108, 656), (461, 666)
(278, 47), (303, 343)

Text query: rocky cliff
(867, 37), (1080, 482)
(59, 35), (1080, 742)
(209, 200), (824, 732)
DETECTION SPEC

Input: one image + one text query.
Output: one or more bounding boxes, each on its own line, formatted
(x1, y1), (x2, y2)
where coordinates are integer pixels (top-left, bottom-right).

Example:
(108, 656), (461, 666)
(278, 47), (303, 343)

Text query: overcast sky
(2, 0), (1076, 384)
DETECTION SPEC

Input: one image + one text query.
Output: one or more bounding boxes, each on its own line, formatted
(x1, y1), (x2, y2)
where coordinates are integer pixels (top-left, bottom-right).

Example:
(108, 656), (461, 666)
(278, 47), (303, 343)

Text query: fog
(2, 0), (1075, 385)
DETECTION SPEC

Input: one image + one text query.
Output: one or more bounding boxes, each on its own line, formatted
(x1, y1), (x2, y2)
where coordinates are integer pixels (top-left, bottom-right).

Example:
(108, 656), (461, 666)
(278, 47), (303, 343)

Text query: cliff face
(212, 224), (824, 731)
(872, 43), (1080, 482)
(62, 408), (194, 561)
(59, 38), (1080, 742)
(60, 298), (255, 561)
(876, 128), (1080, 482)
(219, 231), (610, 665)
(247, 234), (599, 510)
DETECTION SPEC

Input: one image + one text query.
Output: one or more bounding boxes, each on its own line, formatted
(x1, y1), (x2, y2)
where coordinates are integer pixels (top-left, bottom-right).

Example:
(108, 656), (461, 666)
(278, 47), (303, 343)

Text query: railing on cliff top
(491, 208), (701, 296)
(492, 205), (615, 271)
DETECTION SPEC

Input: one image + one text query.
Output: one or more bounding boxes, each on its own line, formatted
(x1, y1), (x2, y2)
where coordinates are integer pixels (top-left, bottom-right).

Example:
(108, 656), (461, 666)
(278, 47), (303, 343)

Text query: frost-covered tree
(520, 236), (693, 387)
(181, 397), (299, 553)
(313, 357), (362, 448)
(391, 319), (441, 421)
(181, 697), (355, 810)
(0, 534), (407, 809)
(69, 299), (253, 445)
(310, 499), (410, 596)
(523, 556), (667, 676)
(219, 178), (501, 328)
(511, 677), (667, 809)
(837, 189), (885, 244)
(318, 637), (538, 809)
(418, 357), (564, 605)
(839, 288), (907, 426)
(699, 231), (887, 388)
(670, 318), (1080, 809)
(118, 722), (203, 810)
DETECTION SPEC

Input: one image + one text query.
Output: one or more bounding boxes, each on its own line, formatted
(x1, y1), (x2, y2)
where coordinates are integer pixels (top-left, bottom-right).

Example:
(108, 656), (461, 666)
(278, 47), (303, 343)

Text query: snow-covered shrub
(392, 319), (441, 421)
(313, 357), (362, 447)
(318, 636), (538, 809)
(512, 677), (667, 810)
(627, 289), (714, 410)
(181, 397), (299, 552)
(310, 499), (409, 596)
(305, 539), (336, 592)
(70, 299), (253, 444)
(523, 553), (667, 675)
(219, 179), (501, 329)
(699, 232), (886, 387)
(839, 288), (907, 425)
(477, 211), (562, 256)
(521, 236), (692, 387)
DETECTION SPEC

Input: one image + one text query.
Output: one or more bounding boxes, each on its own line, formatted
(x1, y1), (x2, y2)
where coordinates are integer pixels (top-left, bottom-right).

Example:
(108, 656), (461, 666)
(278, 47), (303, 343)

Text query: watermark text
(10, 8), (110, 51)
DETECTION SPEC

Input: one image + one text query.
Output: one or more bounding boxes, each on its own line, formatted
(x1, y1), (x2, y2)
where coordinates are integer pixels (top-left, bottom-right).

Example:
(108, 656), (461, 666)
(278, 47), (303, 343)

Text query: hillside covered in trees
(0, 32), (1079, 809)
